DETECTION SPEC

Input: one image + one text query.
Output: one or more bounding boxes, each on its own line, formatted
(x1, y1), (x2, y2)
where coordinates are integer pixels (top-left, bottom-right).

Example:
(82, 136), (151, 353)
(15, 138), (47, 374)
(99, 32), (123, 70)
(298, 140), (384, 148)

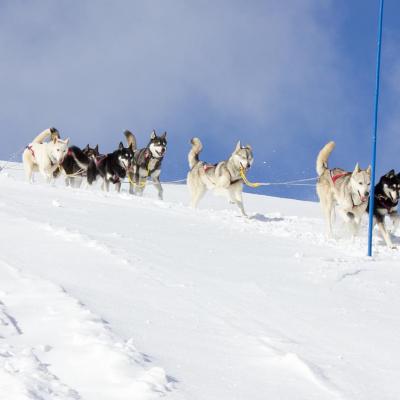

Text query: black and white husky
(87, 142), (133, 192)
(187, 137), (254, 216)
(316, 141), (371, 238)
(54, 144), (100, 188)
(368, 170), (400, 248)
(124, 130), (167, 200)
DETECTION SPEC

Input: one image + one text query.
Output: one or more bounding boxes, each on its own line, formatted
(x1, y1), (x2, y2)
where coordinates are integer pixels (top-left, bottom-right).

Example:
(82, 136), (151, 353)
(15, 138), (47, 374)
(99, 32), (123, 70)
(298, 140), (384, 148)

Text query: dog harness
(376, 194), (398, 212)
(203, 164), (216, 172)
(330, 171), (351, 185)
(95, 155), (106, 166)
(26, 145), (36, 159)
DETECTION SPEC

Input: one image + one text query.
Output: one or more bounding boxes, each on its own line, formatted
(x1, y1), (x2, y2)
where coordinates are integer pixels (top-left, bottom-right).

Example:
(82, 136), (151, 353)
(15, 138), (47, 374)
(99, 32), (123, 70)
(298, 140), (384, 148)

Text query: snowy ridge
(0, 163), (400, 400)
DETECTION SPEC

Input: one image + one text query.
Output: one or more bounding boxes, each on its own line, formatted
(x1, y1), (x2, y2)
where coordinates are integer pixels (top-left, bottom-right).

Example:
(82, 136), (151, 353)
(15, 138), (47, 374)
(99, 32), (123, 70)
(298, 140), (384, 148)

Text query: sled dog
(56, 144), (100, 188)
(125, 130), (167, 200)
(87, 142), (132, 192)
(22, 127), (69, 183)
(316, 141), (371, 238)
(187, 137), (253, 216)
(368, 170), (400, 248)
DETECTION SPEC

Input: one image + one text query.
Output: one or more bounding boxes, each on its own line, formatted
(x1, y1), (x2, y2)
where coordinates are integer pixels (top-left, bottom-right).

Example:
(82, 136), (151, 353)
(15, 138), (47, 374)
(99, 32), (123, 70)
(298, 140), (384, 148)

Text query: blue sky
(0, 0), (399, 200)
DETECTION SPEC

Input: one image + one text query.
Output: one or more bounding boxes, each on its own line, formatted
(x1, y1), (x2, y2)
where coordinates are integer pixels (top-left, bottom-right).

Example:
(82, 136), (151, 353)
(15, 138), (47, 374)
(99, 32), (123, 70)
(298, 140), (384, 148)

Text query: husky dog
(125, 130), (167, 200)
(88, 142), (132, 192)
(316, 141), (371, 238)
(368, 170), (400, 248)
(22, 127), (69, 183)
(187, 137), (253, 216)
(57, 144), (100, 188)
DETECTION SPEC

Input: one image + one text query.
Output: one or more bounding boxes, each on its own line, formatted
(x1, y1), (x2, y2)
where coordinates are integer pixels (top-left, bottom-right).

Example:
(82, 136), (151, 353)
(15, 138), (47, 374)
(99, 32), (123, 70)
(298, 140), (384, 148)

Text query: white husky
(22, 128), (69, 183)
(187, 137), (253, 216)
(316, 141), (371, 238)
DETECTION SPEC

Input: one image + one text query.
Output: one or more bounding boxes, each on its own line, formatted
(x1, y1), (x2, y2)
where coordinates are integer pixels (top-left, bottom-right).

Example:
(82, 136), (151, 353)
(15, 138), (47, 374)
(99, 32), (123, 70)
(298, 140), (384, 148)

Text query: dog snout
(365, 191), (369, 197)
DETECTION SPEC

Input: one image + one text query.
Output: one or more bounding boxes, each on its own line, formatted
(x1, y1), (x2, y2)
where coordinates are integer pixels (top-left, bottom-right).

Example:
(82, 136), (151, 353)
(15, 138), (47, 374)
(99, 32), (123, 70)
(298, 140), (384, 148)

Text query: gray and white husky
(124, 130), (167, 200)
(316, 141), (371, 238)
(22, 127), (69, 183)
(187, 137), (253, 216)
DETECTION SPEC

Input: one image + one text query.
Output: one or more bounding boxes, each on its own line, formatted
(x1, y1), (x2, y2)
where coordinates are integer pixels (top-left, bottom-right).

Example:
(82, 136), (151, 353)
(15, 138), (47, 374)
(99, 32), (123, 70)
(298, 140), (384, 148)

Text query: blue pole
(368, 0), (385, 257)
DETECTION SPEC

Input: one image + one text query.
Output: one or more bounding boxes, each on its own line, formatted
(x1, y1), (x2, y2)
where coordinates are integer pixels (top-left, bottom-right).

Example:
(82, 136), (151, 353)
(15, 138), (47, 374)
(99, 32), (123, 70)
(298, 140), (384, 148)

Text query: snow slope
(0, 164), (399, 400)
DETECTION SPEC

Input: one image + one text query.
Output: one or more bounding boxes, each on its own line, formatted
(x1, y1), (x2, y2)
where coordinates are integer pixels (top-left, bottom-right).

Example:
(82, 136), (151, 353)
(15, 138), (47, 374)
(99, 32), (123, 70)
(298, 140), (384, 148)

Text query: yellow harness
(127, 165), (151, 188)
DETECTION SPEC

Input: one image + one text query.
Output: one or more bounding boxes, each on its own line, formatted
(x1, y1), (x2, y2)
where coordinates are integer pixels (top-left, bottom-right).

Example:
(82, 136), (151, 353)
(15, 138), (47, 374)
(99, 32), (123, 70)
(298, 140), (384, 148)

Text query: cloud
(0, 0), (375, 199)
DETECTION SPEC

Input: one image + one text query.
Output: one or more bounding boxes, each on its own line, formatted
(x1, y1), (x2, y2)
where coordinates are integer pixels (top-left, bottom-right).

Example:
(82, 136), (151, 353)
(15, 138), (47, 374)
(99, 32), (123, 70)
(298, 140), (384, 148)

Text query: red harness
(203, 164), (216, 172)
(331, 172), (350, 185)
(26, 145), (35, 159)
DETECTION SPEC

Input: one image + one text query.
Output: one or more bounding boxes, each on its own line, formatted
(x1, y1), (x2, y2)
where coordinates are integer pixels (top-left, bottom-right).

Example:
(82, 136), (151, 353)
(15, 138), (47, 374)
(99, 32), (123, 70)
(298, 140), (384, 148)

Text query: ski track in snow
(1, 165), (400, 400)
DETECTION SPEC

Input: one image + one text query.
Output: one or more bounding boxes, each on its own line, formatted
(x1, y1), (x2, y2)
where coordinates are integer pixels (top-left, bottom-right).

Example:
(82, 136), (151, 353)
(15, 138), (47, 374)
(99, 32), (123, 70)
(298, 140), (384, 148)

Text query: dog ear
(161, 131), (167, 139)
(150, 130), (156, 140)
(85, 144), (90, 151)
(352, 163), (360, 174)
(385, 169), (395, 178)
(366, 164), (372, 176)
(95, 144), (99, 153)
(119, 141), (124, 150)
(245, 144), (252, 151)
(235, 141), (241, 152)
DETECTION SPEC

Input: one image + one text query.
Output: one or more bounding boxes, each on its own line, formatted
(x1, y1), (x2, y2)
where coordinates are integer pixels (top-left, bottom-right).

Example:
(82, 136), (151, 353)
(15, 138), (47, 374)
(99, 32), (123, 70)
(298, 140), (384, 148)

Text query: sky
(0, 0), (399, 200)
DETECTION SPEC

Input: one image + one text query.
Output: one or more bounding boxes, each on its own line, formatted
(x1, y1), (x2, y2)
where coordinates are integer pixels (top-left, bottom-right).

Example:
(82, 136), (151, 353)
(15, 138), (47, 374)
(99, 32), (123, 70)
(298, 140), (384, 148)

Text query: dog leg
(73, 177), (83, 189)
(390, 213), (400, 235)
(115, 181), (122, 193)
(229, 186), (247, 217)
(135, 176), (147, 197)
(24, 164), (34, 184)
(151, 174), (163, 200)
(101, 179), (110, 192)
(190, 184), (206, 209)
(377, 219), (395, 249)
(23, 151), (34, 183)
(324, 198), (335, 238)
(128, 172), (135, 195)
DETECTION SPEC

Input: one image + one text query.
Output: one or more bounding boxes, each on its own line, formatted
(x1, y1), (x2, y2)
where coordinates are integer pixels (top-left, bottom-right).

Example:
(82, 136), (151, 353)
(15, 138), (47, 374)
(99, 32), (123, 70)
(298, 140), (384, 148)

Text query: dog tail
(69, 146), (90, 170)
(32, 127), (59, 144)
(188, 137), (203, 169)
(124, 130), (137, 151)
(316, 141), (335, 176)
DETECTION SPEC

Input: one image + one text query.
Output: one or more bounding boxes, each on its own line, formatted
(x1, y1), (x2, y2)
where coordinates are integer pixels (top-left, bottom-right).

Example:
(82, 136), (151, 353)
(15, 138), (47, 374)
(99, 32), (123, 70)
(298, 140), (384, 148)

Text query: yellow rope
(127, 165), (151, 188)
(239, 167), (263, 188)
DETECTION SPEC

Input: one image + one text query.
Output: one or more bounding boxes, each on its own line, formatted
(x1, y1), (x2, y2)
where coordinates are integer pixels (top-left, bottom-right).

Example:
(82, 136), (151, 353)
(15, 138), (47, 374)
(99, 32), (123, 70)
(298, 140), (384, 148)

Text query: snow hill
(0, 164), (399, 400)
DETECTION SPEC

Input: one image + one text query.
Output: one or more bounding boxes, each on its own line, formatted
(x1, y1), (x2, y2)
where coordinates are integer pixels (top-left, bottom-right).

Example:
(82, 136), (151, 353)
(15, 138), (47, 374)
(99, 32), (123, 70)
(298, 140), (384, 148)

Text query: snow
(0, 163), (399, 400)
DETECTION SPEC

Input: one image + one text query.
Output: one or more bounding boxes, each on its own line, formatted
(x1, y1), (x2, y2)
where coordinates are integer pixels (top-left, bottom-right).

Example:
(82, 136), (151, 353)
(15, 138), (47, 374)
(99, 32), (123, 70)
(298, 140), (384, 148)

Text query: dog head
(117, 142), (132, 170)
(148, 130), (167, 159)
(350, 163), (371, 203)
(50, 137), (69, 163)
(232, 141), (254, 171)
(379, 169), (399, 202)
(83, 144), (100, 160)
